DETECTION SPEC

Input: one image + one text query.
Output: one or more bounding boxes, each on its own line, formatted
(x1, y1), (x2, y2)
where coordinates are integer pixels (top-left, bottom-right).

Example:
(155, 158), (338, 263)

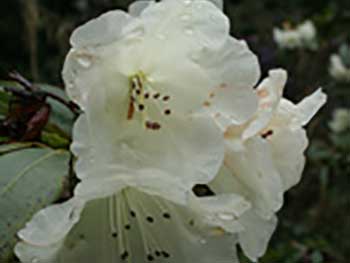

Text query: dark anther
(136, 89), (141, 95)
(146, 216), (154, 223)
(144, 93), (150, 99)
(163, 95), (170, 101)
(121, 251), (129, 260)
(147, 254), (155, 261)
(145, 121), (161, 130)
(164, 109), (171, 115)
(192, 184), (216, 197)
(261, 130), (274, 139)
(112, 232), (118, 238)
(155, 251), (161, 257)
(130, 210), (136, 217)
(138, 104), (145, 111)
(162, 251), (170, 258)
(125, 224), (131, 230)
(153, 93), (160, 99)
(189, 219), (195, 226)
(163, 213), (171, 219)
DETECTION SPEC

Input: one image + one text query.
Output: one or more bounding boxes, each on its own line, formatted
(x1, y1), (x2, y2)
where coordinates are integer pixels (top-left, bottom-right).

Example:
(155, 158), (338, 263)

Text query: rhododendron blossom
(273, 20), (318, 50)
(14, 0), (326, 263)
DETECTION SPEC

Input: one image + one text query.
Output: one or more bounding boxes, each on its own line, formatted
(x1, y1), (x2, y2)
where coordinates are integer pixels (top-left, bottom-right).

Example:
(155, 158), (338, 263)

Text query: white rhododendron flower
(329, 54), (350, 82)
(15, 0), (261, 262)
(329, 108), (350, 133)
(273, 20), (317, 50)
(14, 0), (326, 262)
(208, 69), (326, 261)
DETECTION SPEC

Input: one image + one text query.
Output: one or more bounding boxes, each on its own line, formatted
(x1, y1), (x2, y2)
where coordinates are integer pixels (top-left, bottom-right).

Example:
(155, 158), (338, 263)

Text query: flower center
(127, 72), (173, 131)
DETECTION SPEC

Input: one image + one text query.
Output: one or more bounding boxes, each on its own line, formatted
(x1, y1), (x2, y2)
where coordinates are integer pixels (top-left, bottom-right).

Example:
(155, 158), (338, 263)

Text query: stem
(44, 92), (80, 115)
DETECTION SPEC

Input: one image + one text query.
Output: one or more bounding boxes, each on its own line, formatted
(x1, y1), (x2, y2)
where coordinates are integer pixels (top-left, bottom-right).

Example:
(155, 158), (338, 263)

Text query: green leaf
(0, 143), (44, 155)
(0, 147), (70, 261)
(41, 131), (70, 149)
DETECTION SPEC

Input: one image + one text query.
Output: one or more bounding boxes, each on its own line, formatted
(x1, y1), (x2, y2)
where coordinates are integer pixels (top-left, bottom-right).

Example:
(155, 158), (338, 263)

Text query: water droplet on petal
(218, 213), (235, 221)
(185, 28), (193, 35)
(76, 56), (92, 68)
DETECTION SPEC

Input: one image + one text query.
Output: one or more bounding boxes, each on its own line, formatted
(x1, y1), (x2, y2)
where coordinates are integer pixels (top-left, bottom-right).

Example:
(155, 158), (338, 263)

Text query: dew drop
(218, 213), (235, 221)
(185, 28), (194, 35)
(76, 56), (92, 69)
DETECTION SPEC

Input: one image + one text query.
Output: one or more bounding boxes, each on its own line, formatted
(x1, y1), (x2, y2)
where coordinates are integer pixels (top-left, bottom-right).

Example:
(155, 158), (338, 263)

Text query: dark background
(0, 1), (349, 262)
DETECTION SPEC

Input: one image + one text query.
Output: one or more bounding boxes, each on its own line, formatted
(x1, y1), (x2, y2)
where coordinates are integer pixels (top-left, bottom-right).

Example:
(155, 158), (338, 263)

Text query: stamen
(121, 251), (129, 261)
(138, 104), (145, 111)
(108, 197), (117, 237)
(163, 213), (171, 219)
(126, 191), (153, 259)
(147, 254), (155, 261)
(146, 216), (155, 223)
(145, 121), (161, 130)
(162, 251), (171, 258)
(120, 194), (133, 262)
(130, 210), (136, 218)
(162, 95), (170, 101)
(164, 109), (171, 115)
(129, 191), (167, 260)
(153, 93), (160, 99)
(261, 130), (274, 139)
(116, 197), (128, 260)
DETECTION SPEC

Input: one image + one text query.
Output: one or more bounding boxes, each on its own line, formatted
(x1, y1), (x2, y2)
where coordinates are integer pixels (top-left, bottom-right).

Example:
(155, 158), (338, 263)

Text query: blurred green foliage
(0, 0), (349, 262)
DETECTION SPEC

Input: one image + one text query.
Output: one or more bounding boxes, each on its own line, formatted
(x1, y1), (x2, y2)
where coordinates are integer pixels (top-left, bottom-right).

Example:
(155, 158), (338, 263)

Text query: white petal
(224, 137), (284, 218)
(74, 170), (189, 206)
(62, 43), (130, 110)
(190, 193), (251, 233)
(70, 10), (133, 48)
(269, 128), (308, 190)
(18, 190), (240, 263)
(210, 0), (224, 9)
(15, 241), (63, 263)
(203, 83), (258, 129)
(70, 114), (95, 180)
(197, 37), (261, 91)
(128, 1), (151, 16)
(238, 210), (277, 262)
(295, 88), (327, 126)
(73, 115), (224, 204)
(140, 0), (230, 50)
(17, 199), (84, 247)
(243, 69), (287, 140)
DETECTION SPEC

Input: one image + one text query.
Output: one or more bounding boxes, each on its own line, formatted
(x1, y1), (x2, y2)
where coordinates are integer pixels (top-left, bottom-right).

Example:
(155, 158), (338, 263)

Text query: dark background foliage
(0, 0), (349, 262)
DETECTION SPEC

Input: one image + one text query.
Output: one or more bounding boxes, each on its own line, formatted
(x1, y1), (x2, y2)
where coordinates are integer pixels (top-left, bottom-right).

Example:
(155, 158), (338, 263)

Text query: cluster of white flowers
(329, 45), (350, 82)
(329, 108), (350, 133)
(15, 1), (326, 262)
(273, 20), (318, 50)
